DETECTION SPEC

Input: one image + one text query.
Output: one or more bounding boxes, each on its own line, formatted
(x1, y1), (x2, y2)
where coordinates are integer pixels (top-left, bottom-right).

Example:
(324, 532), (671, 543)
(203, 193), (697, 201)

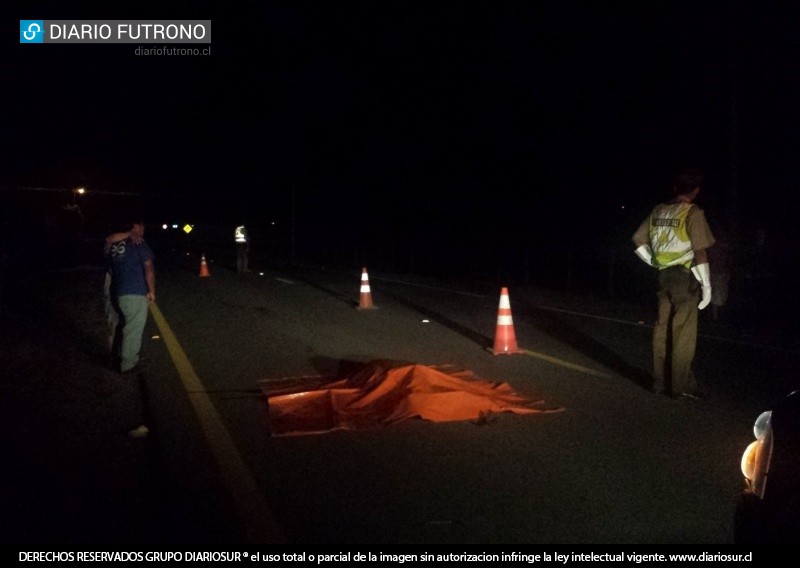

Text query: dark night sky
(3, 2), (800, 254)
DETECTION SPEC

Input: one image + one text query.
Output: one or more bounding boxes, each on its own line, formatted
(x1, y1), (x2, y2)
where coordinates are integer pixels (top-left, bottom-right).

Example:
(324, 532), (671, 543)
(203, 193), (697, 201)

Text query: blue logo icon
(20, 20), (44, 43)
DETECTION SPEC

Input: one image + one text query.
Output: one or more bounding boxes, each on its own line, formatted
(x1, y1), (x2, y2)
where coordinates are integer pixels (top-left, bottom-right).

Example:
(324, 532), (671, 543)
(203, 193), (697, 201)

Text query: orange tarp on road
(262, 359), (564, 437)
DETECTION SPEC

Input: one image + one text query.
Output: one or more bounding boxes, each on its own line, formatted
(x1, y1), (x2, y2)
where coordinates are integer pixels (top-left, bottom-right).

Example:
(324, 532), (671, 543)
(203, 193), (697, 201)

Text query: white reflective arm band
(691, 263), (711, 287)
(692, 263), (712, 310)
(634, 244), (653, 266)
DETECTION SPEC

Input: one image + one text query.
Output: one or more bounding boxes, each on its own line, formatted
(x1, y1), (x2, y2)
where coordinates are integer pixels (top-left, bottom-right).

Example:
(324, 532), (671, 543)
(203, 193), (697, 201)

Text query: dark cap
(672, 168), (703, 195)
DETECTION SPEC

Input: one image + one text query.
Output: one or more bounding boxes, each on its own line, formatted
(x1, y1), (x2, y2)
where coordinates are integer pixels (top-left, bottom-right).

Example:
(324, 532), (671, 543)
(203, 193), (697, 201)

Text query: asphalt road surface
(2, 243), (798, 547)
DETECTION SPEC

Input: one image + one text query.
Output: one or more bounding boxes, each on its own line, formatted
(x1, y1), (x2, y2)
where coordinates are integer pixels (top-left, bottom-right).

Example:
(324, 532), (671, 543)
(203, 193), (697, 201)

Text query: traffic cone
(492, 287), (521, 354)
(357, 267), (376, 310)
(199, 254), (210, 277)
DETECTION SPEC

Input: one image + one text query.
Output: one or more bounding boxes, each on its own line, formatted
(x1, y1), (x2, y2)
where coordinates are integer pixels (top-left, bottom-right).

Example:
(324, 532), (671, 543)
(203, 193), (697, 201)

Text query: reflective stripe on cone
(492, 287), (520, 354)
(357, 267), (376, 310)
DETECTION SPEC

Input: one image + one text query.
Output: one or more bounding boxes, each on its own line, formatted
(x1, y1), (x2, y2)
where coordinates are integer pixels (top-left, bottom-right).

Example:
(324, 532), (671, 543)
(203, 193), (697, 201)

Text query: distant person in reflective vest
(235, 222), (249, 274)
(632, 168), (716, 400)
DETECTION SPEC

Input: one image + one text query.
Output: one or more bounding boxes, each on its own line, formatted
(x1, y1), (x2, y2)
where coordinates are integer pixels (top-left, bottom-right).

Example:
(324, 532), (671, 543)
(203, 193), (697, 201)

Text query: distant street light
(72, 186), (86, 205)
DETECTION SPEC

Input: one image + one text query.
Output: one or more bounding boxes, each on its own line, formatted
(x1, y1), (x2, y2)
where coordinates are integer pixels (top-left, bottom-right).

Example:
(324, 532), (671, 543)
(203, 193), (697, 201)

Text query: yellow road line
(149, 302), (285, 544)
(520, 349), (612, 379)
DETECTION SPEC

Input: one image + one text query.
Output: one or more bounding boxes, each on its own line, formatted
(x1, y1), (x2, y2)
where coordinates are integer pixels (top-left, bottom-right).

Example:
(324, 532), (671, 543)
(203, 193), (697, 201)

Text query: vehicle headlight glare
(753, 410), (771, 440)
(741, 440), (759, 480)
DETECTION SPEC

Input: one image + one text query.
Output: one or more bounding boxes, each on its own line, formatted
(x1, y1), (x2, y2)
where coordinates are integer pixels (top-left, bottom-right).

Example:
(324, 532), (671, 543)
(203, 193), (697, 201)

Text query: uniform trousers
(652, 265), (700, 396)
(236, 242), (249, 274)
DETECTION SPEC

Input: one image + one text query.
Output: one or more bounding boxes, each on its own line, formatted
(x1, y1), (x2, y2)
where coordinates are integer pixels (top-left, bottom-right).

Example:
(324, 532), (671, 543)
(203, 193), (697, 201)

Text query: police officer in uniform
(632, 168), (716, 399)
(235, 222), (249, 274)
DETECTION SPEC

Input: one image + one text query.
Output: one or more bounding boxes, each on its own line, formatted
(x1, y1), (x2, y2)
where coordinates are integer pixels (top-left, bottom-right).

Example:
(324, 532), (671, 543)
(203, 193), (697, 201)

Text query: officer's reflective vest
(648, 202), (695, 269)
(235, 226), (247, 243)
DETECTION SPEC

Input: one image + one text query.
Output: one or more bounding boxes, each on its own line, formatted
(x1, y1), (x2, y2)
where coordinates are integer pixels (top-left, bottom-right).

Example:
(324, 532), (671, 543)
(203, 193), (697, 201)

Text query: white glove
(634, 244), (653, 266)
(691, 263), (712, 310)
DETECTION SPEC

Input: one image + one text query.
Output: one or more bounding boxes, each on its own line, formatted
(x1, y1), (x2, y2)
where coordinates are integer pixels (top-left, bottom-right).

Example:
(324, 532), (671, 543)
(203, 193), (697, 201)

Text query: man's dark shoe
(648, 386), (671, 397)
